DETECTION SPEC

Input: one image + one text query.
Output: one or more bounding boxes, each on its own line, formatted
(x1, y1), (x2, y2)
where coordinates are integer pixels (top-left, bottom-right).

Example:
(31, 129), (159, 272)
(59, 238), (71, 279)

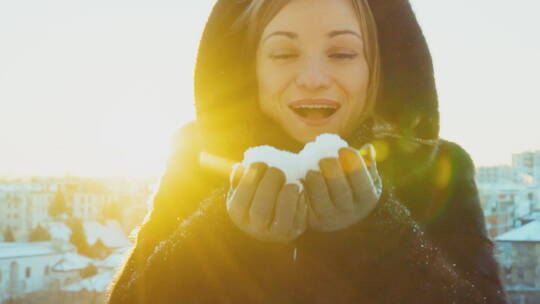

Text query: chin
(272, 112), (344, 144)
(284, 114), (348, 144)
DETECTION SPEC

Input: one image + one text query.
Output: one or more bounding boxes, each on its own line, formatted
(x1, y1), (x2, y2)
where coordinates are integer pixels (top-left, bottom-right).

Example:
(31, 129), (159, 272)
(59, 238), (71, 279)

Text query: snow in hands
(240, 133), (349, 190)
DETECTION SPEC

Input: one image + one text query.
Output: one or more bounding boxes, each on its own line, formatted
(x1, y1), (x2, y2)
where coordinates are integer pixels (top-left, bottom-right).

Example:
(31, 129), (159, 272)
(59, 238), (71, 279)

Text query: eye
(329, 53), (358, 60)
(269, 53), (298, 61)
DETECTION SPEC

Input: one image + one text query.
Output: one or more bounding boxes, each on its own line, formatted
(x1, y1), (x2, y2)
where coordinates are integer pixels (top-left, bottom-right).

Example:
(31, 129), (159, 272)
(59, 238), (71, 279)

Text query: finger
(338, 147), (364, 173)
(300, 186), (319, 228)
(319, 157), (354, 211)
(271, 184), (300, 235)
(305, 170), (334, 217)
(292, 192), (308, 236)
(229, 163), (245, 189)
(250, 167), (285, 231)
(227, 162), (267, 224)
(364, 144), (383, 197)
(339, 148), (378, 203)
(307, 203), (319, 229)
(358, 144), (375, 167)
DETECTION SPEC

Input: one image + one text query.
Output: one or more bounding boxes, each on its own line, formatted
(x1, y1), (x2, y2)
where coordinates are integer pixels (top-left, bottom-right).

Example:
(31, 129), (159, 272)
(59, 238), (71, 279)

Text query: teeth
(292, 105), (337, 109)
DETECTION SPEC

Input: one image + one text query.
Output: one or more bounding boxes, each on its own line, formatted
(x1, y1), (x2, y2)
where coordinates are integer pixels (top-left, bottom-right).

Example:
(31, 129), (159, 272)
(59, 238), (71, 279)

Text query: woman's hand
(226, 162), (308, 243)
(304, 145), (382, 232)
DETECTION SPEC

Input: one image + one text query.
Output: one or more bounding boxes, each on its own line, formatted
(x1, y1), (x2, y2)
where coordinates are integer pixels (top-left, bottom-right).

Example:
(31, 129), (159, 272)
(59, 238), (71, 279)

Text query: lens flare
(199, 152), (237, 177)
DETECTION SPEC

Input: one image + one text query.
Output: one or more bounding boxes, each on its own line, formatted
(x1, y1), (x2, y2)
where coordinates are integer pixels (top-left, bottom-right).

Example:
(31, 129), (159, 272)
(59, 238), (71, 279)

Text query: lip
(288, 98), (341, 127)
(289, 98), (341, 107)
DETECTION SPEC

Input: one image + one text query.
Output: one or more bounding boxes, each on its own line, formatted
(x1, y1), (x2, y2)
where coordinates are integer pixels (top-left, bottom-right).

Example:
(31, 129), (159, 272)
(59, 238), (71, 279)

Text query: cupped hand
(304, 145), (382, 232)
(226, 162), (308, 243)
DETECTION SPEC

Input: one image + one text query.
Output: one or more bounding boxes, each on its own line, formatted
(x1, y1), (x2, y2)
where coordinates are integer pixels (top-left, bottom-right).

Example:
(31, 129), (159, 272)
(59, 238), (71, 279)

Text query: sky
(0, 0), (539, 178)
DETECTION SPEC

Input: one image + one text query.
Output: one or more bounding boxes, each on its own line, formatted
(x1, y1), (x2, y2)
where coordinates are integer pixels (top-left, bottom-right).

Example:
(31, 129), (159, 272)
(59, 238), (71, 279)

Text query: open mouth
(288, 104), (340, 120)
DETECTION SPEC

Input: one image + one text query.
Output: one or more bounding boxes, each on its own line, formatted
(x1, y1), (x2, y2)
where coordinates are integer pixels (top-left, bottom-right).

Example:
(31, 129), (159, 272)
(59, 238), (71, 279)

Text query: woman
(107, 0), (508, 303)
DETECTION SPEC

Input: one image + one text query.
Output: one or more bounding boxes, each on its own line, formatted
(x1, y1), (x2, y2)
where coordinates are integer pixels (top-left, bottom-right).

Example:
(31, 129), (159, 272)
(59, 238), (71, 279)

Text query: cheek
(257, 64), (292, 110)
(256, 62), (271, 111)
(338, 63), (370, 102)
(257, 74), (276, 113)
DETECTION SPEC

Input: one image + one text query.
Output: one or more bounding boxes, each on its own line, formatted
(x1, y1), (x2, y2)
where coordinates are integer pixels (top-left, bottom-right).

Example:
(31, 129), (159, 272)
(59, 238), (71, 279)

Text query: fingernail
(256, 162), (268, 169)
(363, 144), (377, 167)
(318, 157), (336, 176)
(250, 162), (267, 175)
(338, 148), (361, 172)
(244, 163), (259, 182)
(269, 166), (286, 184)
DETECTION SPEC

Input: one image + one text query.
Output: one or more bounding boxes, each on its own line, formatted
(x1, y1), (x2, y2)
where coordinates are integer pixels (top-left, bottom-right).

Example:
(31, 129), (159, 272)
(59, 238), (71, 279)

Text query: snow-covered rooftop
(477, 183), (528, 192)
(496, 220), (540, 242)
(504, 284), (539, 292)
(0, 242), (58, 259)
(113, 246), (131, 254)
(62, 270), (114, 292)
(53, 252), (94, 272)
(96, 252), (126, 269)
(83, 220), (130, 248)
(520, 212), (540, 222)
(43, 221), (72, 242)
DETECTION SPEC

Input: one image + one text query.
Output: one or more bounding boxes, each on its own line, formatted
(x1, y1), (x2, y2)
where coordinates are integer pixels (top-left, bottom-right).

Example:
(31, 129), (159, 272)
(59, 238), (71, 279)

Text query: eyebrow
(263, 29), (362, 43)
(327, 30), (362, 40)
(263, 31), (298, 43)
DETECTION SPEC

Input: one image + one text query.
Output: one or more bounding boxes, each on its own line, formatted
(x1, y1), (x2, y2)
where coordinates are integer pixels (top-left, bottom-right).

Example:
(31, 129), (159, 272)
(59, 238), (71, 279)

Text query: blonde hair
(233, 0), (381, 118)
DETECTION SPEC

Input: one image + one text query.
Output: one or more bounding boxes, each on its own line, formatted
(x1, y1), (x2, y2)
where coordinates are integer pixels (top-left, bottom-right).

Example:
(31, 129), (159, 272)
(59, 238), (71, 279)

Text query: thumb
(230, 163), (245, 189)
(361, 143), (382, 197)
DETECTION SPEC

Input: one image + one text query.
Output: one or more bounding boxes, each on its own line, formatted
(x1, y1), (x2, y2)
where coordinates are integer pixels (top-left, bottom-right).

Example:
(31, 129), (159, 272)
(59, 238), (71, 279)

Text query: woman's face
(256, 0), (370, 144)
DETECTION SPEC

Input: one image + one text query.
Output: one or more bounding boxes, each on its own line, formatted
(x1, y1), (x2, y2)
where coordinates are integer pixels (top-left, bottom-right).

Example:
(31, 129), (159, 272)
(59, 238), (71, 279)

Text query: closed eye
(329, 53), (358, 60)
(268, 53), (357, 60)
(270, 54), (298, 60)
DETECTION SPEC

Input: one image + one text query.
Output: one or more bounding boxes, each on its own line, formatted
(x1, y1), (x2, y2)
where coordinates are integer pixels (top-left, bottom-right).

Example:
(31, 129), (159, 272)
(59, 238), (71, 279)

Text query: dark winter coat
(107, 0), (508, 303)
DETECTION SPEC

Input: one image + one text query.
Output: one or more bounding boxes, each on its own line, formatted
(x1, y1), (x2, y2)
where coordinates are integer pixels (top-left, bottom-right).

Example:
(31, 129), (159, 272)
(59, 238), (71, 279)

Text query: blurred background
(0, 0), (539, 303)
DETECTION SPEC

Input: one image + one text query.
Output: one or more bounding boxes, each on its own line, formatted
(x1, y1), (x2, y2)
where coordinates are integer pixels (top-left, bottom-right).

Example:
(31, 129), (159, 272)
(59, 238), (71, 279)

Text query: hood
(194, 0), (439, 161)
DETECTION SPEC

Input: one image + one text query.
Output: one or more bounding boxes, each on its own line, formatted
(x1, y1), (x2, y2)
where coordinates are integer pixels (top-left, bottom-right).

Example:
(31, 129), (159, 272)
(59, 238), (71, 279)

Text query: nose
(295, 58), (331, 91)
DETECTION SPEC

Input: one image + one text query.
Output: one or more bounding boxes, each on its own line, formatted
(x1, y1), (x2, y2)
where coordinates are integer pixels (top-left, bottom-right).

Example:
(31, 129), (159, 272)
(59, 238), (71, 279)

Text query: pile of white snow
(43, 221), (72, 242)
(96, 252), (127, 269)
(62, 270), (114, 292)
(241, 133), (348, 189)
(83, 220), (130, 249)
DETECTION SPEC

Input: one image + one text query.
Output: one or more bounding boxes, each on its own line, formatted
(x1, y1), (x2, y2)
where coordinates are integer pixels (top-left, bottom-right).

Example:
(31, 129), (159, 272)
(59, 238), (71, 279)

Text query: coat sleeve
(107, 186), (297, 304)
(297, 141), (508, 303)
(106, 123), (296, 303)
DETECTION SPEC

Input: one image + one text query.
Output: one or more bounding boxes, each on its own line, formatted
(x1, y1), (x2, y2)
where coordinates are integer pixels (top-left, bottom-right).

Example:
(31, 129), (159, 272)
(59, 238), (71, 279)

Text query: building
(528, 188), (540, 213)
(0, 241), (75, 302)
(60, 181), (115, 221)
(478, 183), (538, 238)
(0, 177), (152, 243)
(60, 247), (130, 303)
(0, 188), (54, 241)
(476, 165), (514, 184)
(52, 252), (95, 288)
(496, 221), (540, 304)
(513, 150), (540, 184)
